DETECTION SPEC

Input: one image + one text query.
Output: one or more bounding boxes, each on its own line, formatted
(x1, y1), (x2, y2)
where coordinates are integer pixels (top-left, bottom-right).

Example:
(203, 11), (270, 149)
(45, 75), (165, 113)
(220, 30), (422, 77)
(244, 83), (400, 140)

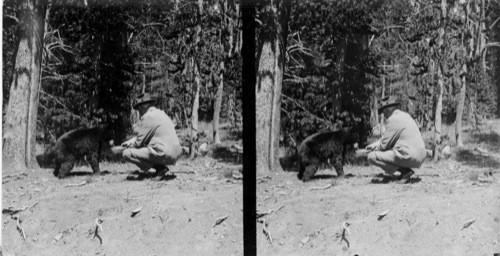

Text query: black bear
(36, 125), (114, 179)
(279, 127), (361, 182)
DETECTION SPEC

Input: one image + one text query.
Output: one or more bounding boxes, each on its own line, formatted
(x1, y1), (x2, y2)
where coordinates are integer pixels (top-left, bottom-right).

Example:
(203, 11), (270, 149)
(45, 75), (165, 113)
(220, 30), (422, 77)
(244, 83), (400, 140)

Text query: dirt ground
(2, 155), (243, 256)
(2, 120), (500, 256)
(257, 120), (500, 256)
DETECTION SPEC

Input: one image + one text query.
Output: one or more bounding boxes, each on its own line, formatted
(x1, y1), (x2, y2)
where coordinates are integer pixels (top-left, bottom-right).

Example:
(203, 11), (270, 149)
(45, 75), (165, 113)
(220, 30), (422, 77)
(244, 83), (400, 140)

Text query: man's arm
(379, 115), (404, 151)
(366, 140), (381, 151)
(121, 137), (137, 148)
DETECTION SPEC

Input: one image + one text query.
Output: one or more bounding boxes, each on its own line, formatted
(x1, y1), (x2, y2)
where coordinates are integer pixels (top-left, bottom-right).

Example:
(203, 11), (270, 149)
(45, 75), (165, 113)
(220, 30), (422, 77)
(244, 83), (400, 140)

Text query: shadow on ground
(125, 171), (177, 181)
(469, 131), (500, 151)
(309, 174), (337, 181)
(455, 149), (500, 169)
(210, 145), (242, 164)
(370, 173), (422, 184)
(66, 171), (94, 177)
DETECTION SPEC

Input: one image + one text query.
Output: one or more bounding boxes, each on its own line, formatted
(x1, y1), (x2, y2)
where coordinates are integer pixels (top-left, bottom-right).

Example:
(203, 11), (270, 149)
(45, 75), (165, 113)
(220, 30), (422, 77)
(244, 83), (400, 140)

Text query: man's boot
(152, 165), (170, 181)
(396, 168), (414, 184)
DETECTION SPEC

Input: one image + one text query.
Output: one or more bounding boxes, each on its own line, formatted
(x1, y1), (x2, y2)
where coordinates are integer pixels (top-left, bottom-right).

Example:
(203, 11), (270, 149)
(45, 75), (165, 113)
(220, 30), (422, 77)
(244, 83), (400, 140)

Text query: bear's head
(36, 146), (56, 169)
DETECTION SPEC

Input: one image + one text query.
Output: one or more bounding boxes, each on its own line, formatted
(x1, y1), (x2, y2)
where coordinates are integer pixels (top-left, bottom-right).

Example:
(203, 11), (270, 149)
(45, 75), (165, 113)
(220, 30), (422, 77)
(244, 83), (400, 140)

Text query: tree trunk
(256, 0), (286, 174)
(433, 64), (444, 161)
(380, 60), (386, 137)
(3, 0), (47, 173)
(477, 0), (486, 71)
(455, 63), (467, 147)
(190, 59), (201, 159)
(456, 0), (471, 148)
(213, 0), (230, 145)
(432, 0), (446, 162)
(213, 60), (224, 144)
(189, 0), (203, 159)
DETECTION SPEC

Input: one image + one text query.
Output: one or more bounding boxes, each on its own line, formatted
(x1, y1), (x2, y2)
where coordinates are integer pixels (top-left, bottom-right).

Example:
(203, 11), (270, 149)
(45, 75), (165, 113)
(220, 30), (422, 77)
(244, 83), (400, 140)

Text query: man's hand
(366, 141), (380, 151)
(121, 137), (136, 148)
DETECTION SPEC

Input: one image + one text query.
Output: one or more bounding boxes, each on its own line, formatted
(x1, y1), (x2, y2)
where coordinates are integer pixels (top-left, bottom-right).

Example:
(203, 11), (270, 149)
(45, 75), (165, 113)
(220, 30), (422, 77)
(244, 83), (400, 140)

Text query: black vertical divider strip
(242, 1), (256, 256)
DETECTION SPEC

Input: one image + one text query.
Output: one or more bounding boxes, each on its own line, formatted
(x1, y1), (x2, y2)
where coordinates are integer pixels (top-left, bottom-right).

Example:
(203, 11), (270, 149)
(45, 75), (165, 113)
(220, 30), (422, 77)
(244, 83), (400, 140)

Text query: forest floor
(2, 120), (500, 256)
(257, 119), (500, 256)
(2, 138), (244, 256)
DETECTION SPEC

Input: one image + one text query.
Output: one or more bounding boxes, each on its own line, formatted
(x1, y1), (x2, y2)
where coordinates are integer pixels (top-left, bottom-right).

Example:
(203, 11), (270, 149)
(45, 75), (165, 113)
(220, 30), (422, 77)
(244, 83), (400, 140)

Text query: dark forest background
(3, 0), (500, 153)
(3, 0), (243, 146)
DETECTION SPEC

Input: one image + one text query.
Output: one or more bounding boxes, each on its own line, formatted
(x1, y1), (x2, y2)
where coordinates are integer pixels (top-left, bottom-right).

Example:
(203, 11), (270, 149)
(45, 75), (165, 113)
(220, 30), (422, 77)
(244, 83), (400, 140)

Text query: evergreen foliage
(2, 0), (242, 146)
(280, 0), (499, 148)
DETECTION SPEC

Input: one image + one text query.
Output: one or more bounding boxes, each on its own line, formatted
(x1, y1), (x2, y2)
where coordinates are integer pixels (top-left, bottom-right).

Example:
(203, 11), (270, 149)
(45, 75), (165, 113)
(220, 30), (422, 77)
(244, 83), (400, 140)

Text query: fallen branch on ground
(131, 206), (143, 217)
(3, 173), (28, 180)
(309, 183), (333, 191)
(340, 222), (350, 248)
(256, 204), (285, 219)
(258, 219), (273, 243)
(64, 180), (87, 187)
(13, 217), (26, 240)
(2, 173), (28, 183)
(461, 219), (476, 230)
(213, 214), (229, 227)
(377, 209), (390, 220)
(93, 218), (103, 244)
(3, 201), (40, 215)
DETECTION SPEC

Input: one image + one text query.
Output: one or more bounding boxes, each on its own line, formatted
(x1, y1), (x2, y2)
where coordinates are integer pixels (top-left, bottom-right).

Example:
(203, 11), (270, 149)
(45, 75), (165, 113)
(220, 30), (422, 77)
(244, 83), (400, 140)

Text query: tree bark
(189, 0), (203, 159)
(477, 0), (486, 71)
(456, 1), (471, 148)
(380, 60), (386, 137)
(455, 63), (467, 147)
(3, 0), (47, 173)
(213, 60), (224, 144)
(433, 65), (444, 161)
(432, 0), (446, 162)
(256, 0), (287, 174)
(190, 59), (201, 159)
(213, 0), (230, 145)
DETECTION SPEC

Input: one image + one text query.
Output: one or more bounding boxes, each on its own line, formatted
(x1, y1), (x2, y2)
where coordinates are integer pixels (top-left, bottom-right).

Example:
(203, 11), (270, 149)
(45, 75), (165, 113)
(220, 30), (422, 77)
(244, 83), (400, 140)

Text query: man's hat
(133, 93), (156, 110)
(378, 96), (400, 114)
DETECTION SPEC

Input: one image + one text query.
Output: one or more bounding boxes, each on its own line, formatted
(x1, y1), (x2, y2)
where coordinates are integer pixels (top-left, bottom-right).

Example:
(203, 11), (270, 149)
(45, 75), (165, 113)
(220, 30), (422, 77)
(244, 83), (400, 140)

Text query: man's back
(383, 110), (427, 163)
(135, 107), (181, 149)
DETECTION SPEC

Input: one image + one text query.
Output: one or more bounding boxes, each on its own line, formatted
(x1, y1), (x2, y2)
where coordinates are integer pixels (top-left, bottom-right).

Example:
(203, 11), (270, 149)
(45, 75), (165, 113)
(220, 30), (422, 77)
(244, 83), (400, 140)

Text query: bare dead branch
(4, 14), (19, 23)
(256, 205), (285, 219)
(2, 172), (28, 181)
(257, 219), (273, 243)
(340, 222), (350, 247)
(64, 181), (87, 187)
(93, 218), (103, 244)
(309, 183), (333, 191)
(15, 217), (27, 240)
(490, 17), (500, 29)
(281, 94), (334, 127)
(3, 201), (39, 215)
(213, 214), (229, 227)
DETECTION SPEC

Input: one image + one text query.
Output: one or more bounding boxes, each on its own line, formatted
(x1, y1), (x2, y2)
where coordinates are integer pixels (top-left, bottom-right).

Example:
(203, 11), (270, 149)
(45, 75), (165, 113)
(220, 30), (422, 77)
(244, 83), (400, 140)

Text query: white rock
(442, 145), (452, 158)
(199, 142), (208, 155)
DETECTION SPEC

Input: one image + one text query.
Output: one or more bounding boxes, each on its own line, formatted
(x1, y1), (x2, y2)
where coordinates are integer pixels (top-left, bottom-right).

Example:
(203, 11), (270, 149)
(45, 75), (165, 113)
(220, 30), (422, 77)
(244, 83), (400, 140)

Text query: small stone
(301, 236), (310, 244)
(54, 233), (63, 241)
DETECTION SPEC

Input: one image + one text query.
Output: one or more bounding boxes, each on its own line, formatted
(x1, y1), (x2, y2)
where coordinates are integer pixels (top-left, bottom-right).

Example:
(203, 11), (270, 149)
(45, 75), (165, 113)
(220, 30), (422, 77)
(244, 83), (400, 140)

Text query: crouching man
(366, 96), (427, 184)
(116, 93), (182, 181)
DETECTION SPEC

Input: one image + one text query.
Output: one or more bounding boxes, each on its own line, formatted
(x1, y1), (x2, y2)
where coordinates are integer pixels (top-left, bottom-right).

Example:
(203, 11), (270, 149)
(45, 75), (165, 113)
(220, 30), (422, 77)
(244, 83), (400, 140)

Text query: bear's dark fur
(36, 125), (114, 179)
(279, 127), (360, 182)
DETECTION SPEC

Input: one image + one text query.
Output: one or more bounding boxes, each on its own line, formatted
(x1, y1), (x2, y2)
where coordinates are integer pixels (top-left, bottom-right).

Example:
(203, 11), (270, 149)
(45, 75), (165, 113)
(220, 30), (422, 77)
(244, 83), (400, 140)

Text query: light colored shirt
(133, 107), (181, 157)
(376, 109), (427, 166)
